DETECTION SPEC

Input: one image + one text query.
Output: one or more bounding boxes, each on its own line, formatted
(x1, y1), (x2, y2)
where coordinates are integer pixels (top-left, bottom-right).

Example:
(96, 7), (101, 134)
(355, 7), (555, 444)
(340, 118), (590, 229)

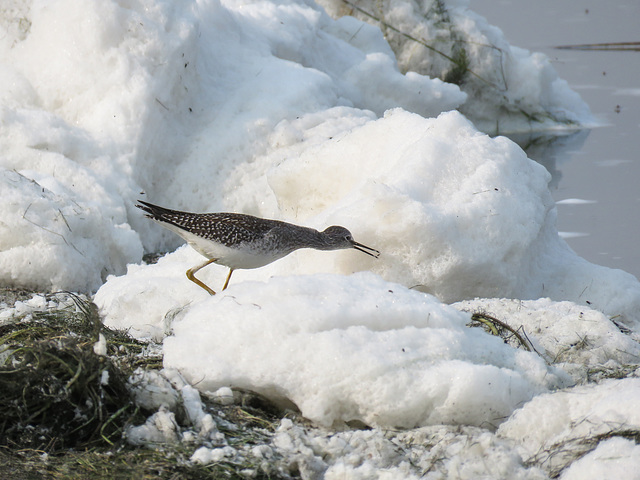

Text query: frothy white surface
(161, 273), (567, 428)
(318, 0), (594, 133)
(0, 0), (464, 292)
(499, 379), (640, 477)
(2, 0), (638, 477)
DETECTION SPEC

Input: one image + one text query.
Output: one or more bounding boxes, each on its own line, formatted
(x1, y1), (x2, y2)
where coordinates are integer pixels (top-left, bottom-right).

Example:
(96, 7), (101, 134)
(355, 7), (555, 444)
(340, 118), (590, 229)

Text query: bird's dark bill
(353, 242), (380, 258)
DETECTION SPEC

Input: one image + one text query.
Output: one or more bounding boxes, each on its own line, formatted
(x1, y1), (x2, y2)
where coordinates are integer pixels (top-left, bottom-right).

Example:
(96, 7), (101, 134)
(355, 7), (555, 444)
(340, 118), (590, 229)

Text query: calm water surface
(472, 0), (640, 280)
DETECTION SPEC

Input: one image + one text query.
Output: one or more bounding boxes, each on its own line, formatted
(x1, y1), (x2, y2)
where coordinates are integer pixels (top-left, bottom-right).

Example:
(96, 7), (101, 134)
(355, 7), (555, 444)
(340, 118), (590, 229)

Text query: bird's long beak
(353, 241), (380, 258)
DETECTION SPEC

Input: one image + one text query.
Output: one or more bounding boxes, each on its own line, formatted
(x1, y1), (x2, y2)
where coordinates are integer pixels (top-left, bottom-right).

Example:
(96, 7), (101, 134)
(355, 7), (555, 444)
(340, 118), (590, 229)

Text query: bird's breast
(187, 235), (288, 270)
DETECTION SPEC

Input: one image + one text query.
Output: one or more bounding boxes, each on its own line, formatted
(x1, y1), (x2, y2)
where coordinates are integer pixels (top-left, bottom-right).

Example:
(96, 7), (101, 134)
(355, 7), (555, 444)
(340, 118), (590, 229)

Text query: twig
(340, 0), (494, 85)
(470, 312), (533, 351)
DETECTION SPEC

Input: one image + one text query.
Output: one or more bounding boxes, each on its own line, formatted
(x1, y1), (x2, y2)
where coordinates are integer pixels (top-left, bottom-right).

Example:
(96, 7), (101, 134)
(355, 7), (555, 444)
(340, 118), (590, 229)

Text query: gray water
(472, 0), (640, 280)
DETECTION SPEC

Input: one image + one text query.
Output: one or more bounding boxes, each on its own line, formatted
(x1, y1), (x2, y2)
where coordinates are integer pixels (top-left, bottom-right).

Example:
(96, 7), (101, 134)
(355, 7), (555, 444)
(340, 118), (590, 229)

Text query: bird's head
(322, 226), (380, 258)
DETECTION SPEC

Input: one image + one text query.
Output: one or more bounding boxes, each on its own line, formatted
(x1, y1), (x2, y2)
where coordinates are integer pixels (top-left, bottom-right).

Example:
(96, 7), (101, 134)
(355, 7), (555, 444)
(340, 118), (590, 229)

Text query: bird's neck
(283, 227), (335, 252)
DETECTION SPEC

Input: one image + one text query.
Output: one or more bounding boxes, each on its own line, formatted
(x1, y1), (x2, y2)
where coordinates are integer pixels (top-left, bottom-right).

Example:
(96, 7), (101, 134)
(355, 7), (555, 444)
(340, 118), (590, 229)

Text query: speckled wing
(185, 213), (284, 247)
(136, 200), (284, 247)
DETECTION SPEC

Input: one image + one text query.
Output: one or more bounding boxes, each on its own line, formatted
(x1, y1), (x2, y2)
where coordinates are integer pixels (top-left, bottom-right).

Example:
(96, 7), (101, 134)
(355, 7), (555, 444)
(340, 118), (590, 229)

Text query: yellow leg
(222, 269), (234, 291)
(186, 258), (218, 295)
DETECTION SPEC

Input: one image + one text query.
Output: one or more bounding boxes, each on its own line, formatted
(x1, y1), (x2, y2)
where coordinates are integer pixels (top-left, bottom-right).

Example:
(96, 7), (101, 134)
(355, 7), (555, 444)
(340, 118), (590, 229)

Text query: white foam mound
(455, 298), (640, 380)
(560, 437), (640, 480)
(0, 0), (465, 292)
(318, 0), (594, 133)
(0, 169), (141, 292)
(228, 109), (640, 326)
(159, 272), (566, 428)
(499, 379), (640, 477)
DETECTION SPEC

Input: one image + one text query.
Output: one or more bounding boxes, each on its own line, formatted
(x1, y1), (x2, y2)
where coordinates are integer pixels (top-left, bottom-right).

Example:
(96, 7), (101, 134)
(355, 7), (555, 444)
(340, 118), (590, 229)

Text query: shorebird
(136, 200), (380, 295)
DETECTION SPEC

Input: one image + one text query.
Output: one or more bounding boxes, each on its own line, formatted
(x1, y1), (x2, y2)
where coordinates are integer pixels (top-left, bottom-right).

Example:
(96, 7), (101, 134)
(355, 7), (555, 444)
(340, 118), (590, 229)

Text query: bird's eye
(345, 235), (352, 241)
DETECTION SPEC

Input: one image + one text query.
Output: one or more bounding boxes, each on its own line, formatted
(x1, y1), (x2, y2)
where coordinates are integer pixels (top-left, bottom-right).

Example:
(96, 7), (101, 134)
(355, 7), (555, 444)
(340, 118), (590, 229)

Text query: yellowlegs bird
(136, 200), (380, 295)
